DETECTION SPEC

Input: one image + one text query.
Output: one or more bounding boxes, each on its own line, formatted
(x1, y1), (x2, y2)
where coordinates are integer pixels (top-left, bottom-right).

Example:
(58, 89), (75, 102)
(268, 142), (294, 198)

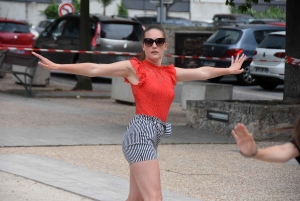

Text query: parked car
(268, 22), (286, 27)
(34, 13), (144, 75)
(249, 18), (284, 25)
(212, 14), (255, 27)
(200, 24), (285, 85)
(193, 20), (214, 28)
(35, 19), (54, 34)
(134, 15), (195, 27)
(0, 18), (37, 55)
(249, 31), (285, 90)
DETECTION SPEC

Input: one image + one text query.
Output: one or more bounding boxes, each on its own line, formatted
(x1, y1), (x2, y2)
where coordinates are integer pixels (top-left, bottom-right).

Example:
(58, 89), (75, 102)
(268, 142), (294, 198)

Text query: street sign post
(150, 0), (173, 25)
(58, 2), (75, 17)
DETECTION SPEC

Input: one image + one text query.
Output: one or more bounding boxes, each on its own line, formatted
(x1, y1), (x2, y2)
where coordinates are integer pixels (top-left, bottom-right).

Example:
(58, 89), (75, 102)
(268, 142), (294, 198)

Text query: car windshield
(206, 29), (242, 44)
(164, 18), (195, 26)
(238, 17), (255, 23)
(101, 23), (143, 41)
(0, 22), (30, 33)
(258, 34), (285, 49)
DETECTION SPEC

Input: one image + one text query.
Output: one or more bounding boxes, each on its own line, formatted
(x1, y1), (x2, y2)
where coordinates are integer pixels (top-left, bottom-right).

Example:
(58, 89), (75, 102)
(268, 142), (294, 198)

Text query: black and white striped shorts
(122, 115), (172, 165)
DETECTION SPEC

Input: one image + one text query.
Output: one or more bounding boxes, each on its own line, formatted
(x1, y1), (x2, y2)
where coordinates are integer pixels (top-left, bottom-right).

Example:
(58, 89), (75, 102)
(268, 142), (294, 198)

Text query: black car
(200, 24), (285, 85)
(134, 15), (195, 27)
(34, 13), (144, 75)
(212, 14), (255, 27)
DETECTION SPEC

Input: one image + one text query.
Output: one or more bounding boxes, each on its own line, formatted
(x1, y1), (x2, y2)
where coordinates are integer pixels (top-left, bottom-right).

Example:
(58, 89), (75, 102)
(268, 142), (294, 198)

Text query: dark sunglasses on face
(143, 38), (165, 47)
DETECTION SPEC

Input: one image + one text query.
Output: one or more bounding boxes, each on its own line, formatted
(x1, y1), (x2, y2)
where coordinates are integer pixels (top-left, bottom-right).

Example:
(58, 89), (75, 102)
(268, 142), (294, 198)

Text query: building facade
(0, 0), (286, 27)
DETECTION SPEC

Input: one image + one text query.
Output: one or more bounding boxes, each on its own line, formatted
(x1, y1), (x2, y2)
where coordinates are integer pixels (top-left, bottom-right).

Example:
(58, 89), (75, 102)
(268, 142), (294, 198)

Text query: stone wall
(186, 100), (300, 141)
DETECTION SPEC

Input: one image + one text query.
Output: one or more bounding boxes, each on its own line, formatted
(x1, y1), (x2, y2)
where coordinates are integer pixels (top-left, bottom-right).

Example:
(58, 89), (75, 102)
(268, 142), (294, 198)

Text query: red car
(0, 18), (36, 55)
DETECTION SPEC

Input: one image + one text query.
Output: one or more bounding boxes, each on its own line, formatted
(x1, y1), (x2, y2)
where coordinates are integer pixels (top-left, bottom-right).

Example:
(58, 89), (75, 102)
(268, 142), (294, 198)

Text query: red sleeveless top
(124, 57), (177, 122)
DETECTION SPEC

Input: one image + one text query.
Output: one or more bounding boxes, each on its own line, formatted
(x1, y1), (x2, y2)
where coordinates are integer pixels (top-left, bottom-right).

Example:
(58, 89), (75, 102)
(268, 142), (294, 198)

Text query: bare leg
(126, 168), (143, 201)
(130, 159), (162, 201)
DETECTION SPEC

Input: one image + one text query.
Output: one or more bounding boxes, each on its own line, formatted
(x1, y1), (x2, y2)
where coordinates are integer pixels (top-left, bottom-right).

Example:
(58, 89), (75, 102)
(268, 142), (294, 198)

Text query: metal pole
(160, 0), (163, 25)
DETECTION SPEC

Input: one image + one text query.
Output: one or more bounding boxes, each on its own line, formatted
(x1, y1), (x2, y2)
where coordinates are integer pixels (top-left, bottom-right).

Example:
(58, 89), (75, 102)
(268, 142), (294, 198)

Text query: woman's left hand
(229, 54), (247, 75)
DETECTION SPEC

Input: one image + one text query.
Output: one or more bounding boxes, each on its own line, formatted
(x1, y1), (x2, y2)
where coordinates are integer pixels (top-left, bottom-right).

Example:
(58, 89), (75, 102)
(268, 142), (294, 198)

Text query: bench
(0, 50), (39, 97)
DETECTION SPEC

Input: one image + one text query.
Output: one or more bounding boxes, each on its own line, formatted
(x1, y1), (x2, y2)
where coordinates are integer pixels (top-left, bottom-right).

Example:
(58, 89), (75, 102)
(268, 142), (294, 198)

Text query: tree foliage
(118, 0), (128, 17)
(231, 6), (286, 20)
(42, 3), (59, 19)
(226, 0), (271, 12)
(73, 0), (81, 12)
(42, 0), (80, 19)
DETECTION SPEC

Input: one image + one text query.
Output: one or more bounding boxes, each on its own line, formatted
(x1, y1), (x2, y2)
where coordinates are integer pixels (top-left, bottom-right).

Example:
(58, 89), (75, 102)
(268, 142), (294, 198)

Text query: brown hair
(267, 117), (300, 146)
(139, 25), (166, 61)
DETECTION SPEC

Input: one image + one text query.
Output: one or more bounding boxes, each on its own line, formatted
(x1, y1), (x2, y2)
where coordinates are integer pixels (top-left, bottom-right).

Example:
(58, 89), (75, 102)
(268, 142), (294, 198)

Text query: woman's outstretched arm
(175, 54), (246, 82)
(232, 123), (299, 163)
(32, 52), (135, 78)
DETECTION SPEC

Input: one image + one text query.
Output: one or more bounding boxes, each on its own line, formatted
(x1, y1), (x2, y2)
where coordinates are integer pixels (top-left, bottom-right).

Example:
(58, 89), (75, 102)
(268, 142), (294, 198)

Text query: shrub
(230, 6), (286, 21)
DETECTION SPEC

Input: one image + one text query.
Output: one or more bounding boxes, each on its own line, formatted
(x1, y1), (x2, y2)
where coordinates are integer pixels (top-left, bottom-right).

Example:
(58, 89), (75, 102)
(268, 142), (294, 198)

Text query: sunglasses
(143, 38), (165, 47)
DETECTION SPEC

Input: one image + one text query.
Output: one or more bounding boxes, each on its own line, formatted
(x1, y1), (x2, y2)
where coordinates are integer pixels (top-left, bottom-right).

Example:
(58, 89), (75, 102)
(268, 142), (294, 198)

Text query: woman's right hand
(32, 52), (60, 70)
(231, 123), (257, 157)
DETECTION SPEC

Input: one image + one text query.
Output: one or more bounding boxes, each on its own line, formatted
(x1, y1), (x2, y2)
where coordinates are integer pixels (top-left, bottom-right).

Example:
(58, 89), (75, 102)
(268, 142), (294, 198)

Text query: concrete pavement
(0, 74), (299, 201)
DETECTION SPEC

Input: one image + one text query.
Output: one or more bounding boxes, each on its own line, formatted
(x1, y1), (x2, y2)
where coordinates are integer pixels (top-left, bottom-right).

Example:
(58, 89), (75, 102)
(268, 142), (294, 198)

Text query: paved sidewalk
(0, 154), (199, 201)
(0, 75), (299, 201)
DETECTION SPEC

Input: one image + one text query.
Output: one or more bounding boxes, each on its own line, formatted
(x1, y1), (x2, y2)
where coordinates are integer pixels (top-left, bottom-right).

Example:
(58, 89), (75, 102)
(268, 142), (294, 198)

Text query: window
(0, 22), (30, 33)
(51, 20), (68, 38)
(101, 23), (143, 41)
(253, 30), (283, 44)
(39, 20), (52, 28)
(206, 29), (242, 44)
(258, 34), (285, 49)
(63, 20), (80, 37)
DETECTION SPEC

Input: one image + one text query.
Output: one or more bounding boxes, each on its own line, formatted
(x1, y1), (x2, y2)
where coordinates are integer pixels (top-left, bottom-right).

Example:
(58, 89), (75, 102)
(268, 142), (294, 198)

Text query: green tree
(230, 6), (286, 21)
(73, 0), (81, 12)
(227, 0), (300, 104)
(118, 0), (128, 17)
(42, 3), (59, 19)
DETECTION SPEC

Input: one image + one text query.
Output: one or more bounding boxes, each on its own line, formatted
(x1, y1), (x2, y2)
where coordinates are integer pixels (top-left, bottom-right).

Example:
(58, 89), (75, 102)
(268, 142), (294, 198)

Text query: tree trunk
(73, 0), (92, 91)
(283, 0), (300, 103)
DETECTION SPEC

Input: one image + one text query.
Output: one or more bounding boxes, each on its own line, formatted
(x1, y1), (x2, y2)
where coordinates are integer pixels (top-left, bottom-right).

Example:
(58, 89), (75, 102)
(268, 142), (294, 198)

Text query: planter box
(111, 77), (135, 103)
(186, 100), (300, 141)
(181, 82), (233, 110)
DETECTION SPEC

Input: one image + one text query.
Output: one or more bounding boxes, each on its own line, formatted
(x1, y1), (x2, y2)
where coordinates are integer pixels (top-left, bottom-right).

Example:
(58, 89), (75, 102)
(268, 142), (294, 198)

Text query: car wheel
(236, 64), (257, 85)
(208, 76), (223, 83)
(258, 82), (279, 90)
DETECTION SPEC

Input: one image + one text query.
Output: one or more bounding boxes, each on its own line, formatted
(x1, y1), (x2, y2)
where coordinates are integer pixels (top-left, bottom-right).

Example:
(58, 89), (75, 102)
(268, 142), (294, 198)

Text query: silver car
(250, 31), (285, 90)
(200, 25), (285, 85)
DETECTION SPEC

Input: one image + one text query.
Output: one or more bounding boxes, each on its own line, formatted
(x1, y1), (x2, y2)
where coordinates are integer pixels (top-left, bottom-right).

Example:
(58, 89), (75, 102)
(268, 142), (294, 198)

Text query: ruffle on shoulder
(124, 57), (146, 86)
(163, 64), (177, 87)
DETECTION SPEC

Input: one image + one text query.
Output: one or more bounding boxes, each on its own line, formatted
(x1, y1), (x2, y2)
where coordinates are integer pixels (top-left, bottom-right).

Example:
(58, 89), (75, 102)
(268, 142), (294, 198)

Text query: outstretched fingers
(231, 129), (239, 142)
(32, 52), (58, 70)
(232, 123), (249, 141)
(238, 54), (247, 63)
(232, 54), (247, 64)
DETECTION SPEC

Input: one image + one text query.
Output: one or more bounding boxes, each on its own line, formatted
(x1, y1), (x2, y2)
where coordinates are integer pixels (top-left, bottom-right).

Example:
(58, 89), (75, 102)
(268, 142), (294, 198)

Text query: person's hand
(231, 123), (257, 157)
(228, 54), (246, 75)
(32, 52), (60, 70)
